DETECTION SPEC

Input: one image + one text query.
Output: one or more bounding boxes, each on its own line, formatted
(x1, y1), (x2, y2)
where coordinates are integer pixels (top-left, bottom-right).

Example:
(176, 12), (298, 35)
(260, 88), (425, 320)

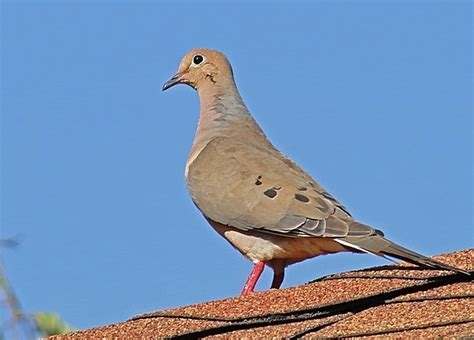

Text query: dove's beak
(162, 72), (184, 91)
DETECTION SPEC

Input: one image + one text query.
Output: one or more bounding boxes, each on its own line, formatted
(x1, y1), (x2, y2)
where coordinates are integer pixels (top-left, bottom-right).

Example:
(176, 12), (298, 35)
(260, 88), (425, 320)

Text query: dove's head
(162, 48), (234, 92)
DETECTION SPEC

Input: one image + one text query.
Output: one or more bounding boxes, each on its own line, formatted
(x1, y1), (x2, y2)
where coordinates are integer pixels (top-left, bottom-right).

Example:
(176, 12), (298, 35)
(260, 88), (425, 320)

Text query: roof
(52, 249), (473, 339)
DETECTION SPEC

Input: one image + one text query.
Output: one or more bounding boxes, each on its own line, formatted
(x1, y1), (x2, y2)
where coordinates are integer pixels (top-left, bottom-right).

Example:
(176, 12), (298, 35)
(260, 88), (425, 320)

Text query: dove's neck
(190, 82), (270, 155)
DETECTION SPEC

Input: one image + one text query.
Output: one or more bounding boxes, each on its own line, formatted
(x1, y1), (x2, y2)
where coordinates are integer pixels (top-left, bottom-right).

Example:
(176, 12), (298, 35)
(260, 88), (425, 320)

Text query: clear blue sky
(2, 0), (472, 332)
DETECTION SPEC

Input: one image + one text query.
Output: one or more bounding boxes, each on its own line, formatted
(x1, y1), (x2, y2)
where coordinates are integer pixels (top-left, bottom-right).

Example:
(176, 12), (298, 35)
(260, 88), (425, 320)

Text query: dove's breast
(185, 137), (261, 226)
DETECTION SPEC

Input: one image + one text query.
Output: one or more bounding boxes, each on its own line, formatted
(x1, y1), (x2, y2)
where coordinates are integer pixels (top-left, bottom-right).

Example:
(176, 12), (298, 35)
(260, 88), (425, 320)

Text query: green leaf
(32, 312), (75, 336)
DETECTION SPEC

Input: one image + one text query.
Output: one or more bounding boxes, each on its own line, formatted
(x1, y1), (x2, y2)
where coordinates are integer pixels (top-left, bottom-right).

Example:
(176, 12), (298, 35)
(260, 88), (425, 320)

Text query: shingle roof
(52, 249), (473, 339)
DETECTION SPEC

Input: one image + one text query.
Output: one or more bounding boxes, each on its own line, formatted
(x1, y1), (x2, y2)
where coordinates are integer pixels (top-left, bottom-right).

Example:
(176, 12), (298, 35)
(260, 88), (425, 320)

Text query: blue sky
(2, 0), (472, 332)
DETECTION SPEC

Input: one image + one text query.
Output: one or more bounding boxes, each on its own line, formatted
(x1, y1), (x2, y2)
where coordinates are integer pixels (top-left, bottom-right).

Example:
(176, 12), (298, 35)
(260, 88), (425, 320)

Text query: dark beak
(162, 73), (183, 91)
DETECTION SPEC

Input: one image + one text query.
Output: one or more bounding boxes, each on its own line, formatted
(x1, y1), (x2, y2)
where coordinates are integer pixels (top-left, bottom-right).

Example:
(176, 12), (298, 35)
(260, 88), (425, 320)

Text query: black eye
(193, 55), (204, 65)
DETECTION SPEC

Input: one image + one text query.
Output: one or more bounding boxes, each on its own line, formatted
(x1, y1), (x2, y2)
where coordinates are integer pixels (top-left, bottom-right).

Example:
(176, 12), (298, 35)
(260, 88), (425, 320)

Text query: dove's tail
(378, 241), (471, 275)
(336, 234), (471, 276)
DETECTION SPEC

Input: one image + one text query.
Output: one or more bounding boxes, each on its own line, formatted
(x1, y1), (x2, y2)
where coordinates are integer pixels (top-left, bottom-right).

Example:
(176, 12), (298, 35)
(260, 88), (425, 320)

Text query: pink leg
(241, 261), (265, 296)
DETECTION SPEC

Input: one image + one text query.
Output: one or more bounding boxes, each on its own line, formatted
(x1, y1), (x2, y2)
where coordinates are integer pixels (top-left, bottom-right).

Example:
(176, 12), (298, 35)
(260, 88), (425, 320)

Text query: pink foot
(241, 261), (265, 296)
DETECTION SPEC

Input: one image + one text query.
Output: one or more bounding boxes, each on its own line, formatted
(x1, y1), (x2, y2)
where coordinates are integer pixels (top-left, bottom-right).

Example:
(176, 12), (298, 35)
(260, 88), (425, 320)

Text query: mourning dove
(163, 48), (469, 296)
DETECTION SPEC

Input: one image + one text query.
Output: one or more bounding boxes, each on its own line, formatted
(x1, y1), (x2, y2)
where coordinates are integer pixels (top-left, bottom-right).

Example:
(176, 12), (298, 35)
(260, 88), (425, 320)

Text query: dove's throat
(190, 85), (271, 156)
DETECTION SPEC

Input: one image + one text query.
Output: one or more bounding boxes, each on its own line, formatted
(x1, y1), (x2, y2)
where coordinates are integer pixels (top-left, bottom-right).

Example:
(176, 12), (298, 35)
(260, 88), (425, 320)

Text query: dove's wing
(186, 137), (376, 239)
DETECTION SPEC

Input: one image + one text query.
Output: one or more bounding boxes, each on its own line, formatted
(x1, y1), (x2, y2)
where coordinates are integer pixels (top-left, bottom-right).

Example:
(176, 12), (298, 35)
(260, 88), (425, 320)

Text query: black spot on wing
(294, 193), (310, 203)
(264, 188), (278, 198)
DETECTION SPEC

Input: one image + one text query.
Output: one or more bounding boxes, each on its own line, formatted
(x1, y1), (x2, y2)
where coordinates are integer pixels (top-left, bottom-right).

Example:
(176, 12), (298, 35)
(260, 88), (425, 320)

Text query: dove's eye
(192, 55), (205, 66)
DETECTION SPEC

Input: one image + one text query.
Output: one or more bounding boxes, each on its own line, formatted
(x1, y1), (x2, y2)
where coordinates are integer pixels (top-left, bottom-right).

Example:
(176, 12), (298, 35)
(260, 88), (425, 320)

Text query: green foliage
(33, 312), (75, 337)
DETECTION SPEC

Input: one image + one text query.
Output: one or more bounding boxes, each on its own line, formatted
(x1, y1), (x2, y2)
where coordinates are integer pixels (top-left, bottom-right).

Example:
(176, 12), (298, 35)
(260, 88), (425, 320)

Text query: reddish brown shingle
(51, 248), (473, 339)
(54, 317), (228, 338)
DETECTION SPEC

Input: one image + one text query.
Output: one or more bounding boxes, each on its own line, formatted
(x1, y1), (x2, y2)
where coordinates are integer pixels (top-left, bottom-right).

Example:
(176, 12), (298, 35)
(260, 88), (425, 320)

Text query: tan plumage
(163, 48), (469, 295)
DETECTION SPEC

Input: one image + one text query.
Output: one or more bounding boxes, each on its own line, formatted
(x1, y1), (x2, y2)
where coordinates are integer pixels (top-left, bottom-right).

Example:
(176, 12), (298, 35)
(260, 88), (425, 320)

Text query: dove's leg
(241, 261), (265, 296)
(271, 269), (284, 289)
(269, 260), (285, 289)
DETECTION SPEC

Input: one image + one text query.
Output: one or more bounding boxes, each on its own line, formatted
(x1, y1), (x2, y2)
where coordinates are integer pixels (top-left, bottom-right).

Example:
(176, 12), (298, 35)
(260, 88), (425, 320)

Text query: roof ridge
(129, 271), (472, 339)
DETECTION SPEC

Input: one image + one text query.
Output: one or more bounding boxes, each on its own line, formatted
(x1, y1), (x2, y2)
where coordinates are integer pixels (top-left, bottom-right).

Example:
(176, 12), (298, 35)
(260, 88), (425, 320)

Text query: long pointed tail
(336, 234), (471, 276)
